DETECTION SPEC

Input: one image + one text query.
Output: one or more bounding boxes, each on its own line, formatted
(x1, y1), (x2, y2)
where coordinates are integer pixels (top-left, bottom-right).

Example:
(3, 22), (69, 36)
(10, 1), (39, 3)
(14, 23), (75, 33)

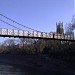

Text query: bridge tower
(56, 22), (64, 34)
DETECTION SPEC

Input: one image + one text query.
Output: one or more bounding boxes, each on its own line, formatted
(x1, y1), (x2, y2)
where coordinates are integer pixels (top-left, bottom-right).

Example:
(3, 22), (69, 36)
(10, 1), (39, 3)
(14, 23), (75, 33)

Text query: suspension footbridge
(0, 14), (75, 42)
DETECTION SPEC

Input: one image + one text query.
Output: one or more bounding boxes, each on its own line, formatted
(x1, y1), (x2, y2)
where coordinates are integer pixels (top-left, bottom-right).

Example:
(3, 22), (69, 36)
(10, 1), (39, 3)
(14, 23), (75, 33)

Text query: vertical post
(67, 34), (68, 40)
(60, 34), (61, 39)
(60, 34), (62, 39)
(33, 31), (34, 37)
(68, 34), (69, 40)
(61, 34), (63, 39)
(53, 33), (54, 38)
(0, 28), (2, 35)
(23, 30), (24, 36)
(13, 29), (14, 36)
(57, 34), (58, 39)
(64, 34), (66, 39)
(18, 30), (19, 36)
(73, 32), (74, 40)
(70, 34), (71, 40)
(73, 33), (75, 40)
(61, 34), (62, 39)
(7, 29), (8, 35)
(63, 34), (65, 39)
(41, 32), (43, 37)
(49, 33), (50, 38)
(28, 31), (29, 37)
(37, 31), (38, 37)
(46, 33), (47, 38)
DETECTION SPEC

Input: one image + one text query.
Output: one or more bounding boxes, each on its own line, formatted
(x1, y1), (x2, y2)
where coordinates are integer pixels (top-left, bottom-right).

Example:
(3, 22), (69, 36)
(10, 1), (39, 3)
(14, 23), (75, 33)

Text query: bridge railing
(0, 28), (74, 40)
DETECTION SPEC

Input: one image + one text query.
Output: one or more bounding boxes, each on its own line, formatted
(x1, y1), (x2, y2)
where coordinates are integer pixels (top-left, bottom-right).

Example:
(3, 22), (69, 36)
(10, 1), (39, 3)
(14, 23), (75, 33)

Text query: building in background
(56, 22), (64, 34)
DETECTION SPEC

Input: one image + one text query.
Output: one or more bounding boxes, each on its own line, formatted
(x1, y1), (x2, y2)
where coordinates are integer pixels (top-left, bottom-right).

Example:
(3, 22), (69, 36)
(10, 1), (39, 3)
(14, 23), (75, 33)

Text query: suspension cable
(0, 14), (45, 33)
(0, 19), (23, 30)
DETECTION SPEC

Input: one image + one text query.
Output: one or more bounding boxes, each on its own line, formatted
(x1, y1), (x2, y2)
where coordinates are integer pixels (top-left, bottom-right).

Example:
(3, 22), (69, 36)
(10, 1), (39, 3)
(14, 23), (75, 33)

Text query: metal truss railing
(0, 28), (74, 41)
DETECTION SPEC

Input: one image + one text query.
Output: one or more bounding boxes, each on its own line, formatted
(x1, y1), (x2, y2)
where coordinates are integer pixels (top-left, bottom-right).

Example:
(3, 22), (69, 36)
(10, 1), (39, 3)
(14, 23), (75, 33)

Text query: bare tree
(65, 15), (75, 35)
(2, 39), (16, 46)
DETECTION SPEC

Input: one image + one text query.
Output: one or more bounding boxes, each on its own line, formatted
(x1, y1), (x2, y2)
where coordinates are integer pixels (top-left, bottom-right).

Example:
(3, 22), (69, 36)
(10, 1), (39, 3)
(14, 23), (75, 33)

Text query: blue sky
(0, 0), (74, 42)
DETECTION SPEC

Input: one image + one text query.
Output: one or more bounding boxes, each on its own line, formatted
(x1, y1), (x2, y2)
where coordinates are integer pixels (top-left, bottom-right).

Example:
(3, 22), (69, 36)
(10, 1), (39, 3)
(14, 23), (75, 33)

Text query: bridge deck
(0, 28), (75, 42)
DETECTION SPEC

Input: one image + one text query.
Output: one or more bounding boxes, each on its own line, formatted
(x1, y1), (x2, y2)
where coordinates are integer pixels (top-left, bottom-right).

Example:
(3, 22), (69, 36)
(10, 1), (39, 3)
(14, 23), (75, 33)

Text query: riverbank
(0, 54), (75, 75)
